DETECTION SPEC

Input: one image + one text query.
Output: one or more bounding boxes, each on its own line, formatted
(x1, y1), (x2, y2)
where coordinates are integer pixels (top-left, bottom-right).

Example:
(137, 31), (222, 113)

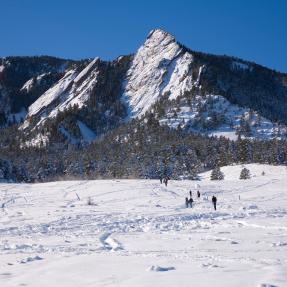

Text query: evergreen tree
(239, 167), (251, 179)
(237, 137), (252, 163)
(210, 166), (224, 180)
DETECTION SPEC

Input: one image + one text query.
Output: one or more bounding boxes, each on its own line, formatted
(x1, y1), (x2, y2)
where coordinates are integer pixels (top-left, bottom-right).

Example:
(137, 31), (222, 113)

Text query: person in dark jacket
(212, 195), (217, 210)
(197, 190), (200, 198)
(189, 190), (192, 197)
(164, 176), (170, 187)
(189, 197), (194, 208)
(159, 176), (163, 184)
(185, 197), (189, 208)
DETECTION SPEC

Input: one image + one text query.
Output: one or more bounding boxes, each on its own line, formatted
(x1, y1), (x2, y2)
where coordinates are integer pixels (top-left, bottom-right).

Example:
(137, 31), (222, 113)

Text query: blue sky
(1, 0), (286, 72)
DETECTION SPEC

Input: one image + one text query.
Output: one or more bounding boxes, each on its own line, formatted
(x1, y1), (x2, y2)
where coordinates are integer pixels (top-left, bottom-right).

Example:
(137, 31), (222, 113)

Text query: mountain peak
(123, 28), (192, 117)
(146, 29), (176, 46)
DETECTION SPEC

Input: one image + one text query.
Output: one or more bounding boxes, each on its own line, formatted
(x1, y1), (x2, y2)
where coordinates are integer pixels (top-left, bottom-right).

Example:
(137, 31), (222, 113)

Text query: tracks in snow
(99, 233), (123, 251)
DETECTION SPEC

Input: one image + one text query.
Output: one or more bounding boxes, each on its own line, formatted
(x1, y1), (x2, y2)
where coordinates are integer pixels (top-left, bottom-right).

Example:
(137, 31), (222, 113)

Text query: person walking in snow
(163, 177), (167, 186)
(189, 190), (192, 198)
(164, 176), (169, 187)
(185, 197), (189, 208)
(159, 176), (163, 184)
(189, 197), (194, 208)
(212, 195), (217, 210)
(197, 190), (200, 198)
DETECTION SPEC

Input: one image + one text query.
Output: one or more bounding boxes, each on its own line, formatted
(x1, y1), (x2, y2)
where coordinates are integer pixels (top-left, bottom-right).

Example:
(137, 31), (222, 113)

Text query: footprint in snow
(210, 236), (239, 244)
(147, 265), (175, 272)
(201, 263), (223, 268)
(20, 256), (43, 264)
(0, 272), (12, 276)
(271, 242), (287, 247)
(99, 233), (123, 251)
(242, 204), (258, 210)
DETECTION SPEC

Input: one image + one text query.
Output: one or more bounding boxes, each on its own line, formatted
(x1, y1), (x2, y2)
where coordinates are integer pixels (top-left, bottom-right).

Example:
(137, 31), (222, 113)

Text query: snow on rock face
(23, 58), (100, 128)
(122, 29), (194, 117)
(27, 70), (77, 117)
(20, 73), (46, 93)
(21, 78), (35, 92)
(23, 132), (50, 148)
(73, 57), (99, 84)
(161, 52), (194, 100)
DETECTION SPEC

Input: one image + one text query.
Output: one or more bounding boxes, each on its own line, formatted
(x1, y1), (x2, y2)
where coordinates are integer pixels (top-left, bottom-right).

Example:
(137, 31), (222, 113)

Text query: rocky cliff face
(0, 56), (75, 125)
(1, 29), (287, 144)
(122, 29), (195, 117)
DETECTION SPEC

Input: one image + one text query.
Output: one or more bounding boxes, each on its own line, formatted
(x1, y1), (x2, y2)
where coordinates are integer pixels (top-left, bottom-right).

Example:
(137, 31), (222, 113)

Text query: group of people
(186, 190), (217, 211)
(185, 190), (200, 208)
(159, 176), (218, 211)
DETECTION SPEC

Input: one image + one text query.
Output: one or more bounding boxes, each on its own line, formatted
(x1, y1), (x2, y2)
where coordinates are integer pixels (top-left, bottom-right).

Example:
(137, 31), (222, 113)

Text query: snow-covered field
(1, 164), (287, 287)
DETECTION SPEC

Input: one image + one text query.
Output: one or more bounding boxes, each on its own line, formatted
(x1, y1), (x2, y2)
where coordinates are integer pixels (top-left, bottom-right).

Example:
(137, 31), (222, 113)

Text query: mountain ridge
(1, 29), (287, 181)
(1, 28), (287, 146)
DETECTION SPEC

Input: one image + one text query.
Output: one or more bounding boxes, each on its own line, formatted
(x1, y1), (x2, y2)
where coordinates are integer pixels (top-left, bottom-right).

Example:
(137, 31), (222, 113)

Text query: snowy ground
(0, 164), (287, 287)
